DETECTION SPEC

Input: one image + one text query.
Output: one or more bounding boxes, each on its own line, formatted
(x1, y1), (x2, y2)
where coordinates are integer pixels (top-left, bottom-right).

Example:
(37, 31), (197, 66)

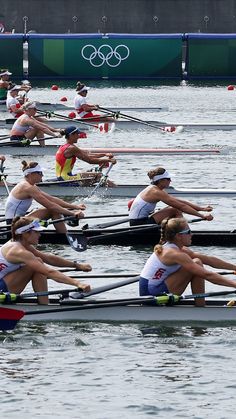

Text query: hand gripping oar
(98, 106), (183, 133)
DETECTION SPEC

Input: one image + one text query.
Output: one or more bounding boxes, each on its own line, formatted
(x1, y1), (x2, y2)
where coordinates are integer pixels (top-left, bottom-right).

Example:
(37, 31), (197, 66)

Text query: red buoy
(127, 199), (134, 210)
(51, 85), (59, 90)
(60, 96), (67, 101)
(68, 112), (76, 119)
(79, 132), (87, 138)
(227, 85), (235, 90)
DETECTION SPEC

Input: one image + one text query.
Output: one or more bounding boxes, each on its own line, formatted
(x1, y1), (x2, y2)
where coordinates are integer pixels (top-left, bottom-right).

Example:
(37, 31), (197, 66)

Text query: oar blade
(0, 307), (25, 331)
(66, 233), (88, 252)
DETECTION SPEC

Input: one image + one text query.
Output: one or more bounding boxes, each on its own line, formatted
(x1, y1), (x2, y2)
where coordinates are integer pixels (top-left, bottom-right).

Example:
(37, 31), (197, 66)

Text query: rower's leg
(152, 206), (182, 224)
(165, 258), (205, 306)
(3, 265), (36, 293)
(26, 209), (67, 234)
(31, 272), (49, 304)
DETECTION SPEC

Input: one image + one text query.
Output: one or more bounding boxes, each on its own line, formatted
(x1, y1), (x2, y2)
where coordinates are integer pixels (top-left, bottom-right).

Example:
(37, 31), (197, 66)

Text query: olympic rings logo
(81, 44), (130, 67)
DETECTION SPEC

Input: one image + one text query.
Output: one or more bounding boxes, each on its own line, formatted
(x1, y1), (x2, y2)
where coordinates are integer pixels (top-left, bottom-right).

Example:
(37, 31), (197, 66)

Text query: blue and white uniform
(5, 193), (33, 222)
(139, 243), (181, 295)
(0, 246), (22, 291)
(129, 192), (156, 226)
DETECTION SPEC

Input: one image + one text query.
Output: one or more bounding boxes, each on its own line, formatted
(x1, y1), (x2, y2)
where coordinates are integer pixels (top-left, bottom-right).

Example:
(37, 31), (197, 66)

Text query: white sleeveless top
(74, 95), (87, 118)
(129, 195), (156, 219)
(5, 192), (33, 219)
(0, 246), (22, 279)
(140, 243), (181, 283)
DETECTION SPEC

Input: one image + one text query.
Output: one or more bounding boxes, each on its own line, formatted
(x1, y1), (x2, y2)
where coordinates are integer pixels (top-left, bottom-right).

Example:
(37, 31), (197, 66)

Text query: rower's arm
(165, 251), (236, 288)
(27, 185), (82, 216)
(187, 250), (236, 271)
(27, 117), (60, 135)
(39, 189), (85, 210)
(157, 190), (212, 220)
(30, 247), (92, 271)
(7, 247), (91, 289)
(175, 198), (213, 212)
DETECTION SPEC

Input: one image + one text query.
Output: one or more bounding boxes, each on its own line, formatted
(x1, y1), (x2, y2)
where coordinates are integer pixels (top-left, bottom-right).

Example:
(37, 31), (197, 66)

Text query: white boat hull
(0, 183), (235, 198)
(2, 118), (236, 131)
(4, 300), (236, 324)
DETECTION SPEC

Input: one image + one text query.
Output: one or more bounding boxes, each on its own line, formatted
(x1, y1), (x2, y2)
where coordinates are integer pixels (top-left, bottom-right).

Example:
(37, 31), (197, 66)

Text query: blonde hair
(147, 167), (166, 182)
(154, 217), (187, 254)
(21, 160), (39, 173)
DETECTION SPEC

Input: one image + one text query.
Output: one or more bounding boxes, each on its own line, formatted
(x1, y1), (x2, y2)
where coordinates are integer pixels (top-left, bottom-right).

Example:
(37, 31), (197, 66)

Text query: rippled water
(0, 81), (236, 418)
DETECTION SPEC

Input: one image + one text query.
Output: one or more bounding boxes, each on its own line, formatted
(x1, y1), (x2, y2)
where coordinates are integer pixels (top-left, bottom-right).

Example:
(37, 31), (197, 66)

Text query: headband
(15, 219), (44, 235)
(23, 164), (43, 176)
(151, 171), (171, 183)
(77, 85), (90, 93)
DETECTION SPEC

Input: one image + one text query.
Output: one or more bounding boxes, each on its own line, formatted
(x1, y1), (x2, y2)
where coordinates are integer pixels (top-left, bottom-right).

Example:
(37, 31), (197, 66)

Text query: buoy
(79, 132), (87, 138)
(227, 85), (235, 91)
(51, 85), (59, 90)
(60, 96), (67, 102)
(127, 199), (134, 210)
(68, 112), (76, 119)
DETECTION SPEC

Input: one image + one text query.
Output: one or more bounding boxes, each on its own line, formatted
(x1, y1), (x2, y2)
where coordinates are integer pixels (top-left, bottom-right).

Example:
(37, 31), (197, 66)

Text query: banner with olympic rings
(27, 33), (183, 79)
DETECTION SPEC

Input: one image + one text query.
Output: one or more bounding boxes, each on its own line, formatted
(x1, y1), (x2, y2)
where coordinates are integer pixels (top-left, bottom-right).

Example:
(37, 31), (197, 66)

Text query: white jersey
(140, 243), (181, 283)
(6, 95), (20, 117)
(129, 194), (156, 219)
(5, 192), (33, 220)
(0, 246), (22, 279)
(74, 95), (87, 118)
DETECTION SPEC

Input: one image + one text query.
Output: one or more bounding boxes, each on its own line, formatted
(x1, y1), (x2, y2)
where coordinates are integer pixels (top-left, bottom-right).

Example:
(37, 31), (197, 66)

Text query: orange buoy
(227, 85), (235, 90)
(60, 96), (67, 101)
(51, 85), (59, 90)
(68, 112), (76, 119)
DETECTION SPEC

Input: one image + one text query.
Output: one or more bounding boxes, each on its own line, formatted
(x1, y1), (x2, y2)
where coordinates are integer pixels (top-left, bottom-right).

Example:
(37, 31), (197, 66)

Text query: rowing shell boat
(2, 118), (236, 131)
(0, 181), (235, 198)
(0, 145), (224, 157)
(0, 226), (235, 246)
(2, 298), (236, 323)
(0, 103), (168, 113)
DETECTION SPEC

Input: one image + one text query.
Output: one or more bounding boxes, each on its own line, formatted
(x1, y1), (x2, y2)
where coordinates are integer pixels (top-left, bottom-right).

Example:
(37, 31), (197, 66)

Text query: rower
(0, 69), (12, 104)
(5, 160), (86, 234)
(55, 125), (117, 185)
(9, 101), (63, 146)
(74, 82), (101, 119)
(0, 70), (31, 104)
(0, 216), (91, 304)
(129, 167), (214, 226)
(6, 84), (25, 118)
(139, 217), (236, 306)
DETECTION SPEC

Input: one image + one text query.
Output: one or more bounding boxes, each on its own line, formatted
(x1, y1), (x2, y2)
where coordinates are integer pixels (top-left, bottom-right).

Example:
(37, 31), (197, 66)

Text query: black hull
(0, 225), (235, 247)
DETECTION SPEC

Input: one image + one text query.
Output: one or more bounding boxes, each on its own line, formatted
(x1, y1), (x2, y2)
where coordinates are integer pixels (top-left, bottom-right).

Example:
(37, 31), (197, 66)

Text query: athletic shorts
(0, 278), (9, 292)
(129, 217), (156, 226)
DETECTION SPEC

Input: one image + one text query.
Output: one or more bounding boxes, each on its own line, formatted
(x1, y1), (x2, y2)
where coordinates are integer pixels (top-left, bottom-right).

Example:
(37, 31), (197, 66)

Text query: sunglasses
(178, 228), (192, 235)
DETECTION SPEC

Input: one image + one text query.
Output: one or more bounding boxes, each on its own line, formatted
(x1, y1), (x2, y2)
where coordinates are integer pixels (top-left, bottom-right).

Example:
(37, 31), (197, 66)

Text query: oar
(0, 135), (12, 141)
(86, 164), (114, 199)
(98, 106), (182, 133)
(91, 216), (130, 229)
(36, 109), (114, 132)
